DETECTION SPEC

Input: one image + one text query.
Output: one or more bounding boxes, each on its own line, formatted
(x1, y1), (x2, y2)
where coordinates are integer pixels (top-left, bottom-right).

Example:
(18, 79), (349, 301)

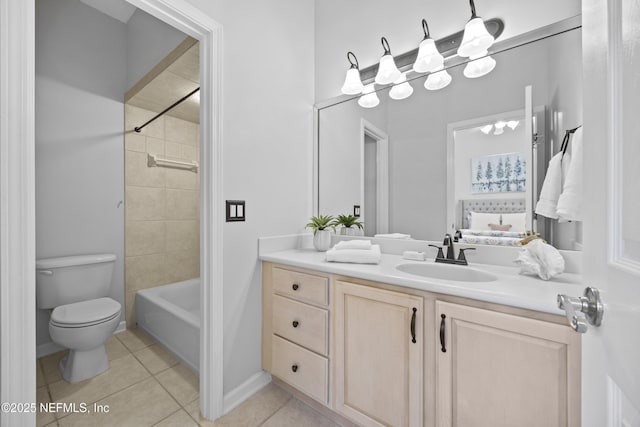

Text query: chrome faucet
(429, 233), (476, 265)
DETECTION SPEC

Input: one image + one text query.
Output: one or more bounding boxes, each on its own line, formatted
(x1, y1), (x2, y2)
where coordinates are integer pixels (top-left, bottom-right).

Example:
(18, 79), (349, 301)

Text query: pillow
(501, 212), (527, 231)
(469, 212), (501, 230)
(489, 223), (512, 231)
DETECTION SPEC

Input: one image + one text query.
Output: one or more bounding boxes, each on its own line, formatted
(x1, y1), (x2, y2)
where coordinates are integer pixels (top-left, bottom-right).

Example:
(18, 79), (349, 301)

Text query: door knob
(557, 287), (604, 333)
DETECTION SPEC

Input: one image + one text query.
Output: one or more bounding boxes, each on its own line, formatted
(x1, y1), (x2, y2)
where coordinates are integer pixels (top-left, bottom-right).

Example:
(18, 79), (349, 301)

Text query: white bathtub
(136, 278), (200, 373)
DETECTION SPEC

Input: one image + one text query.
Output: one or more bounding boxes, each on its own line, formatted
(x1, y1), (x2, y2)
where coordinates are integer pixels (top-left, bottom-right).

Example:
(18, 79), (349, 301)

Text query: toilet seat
(50, 297), (121, 328)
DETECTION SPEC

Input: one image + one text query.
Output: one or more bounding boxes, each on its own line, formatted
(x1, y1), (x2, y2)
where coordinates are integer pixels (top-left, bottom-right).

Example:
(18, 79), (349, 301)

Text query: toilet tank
(36, 254), (116, 309)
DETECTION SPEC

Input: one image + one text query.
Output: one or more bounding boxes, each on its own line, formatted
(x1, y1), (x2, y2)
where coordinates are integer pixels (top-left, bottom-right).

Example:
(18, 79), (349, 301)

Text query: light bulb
(463, 50), (496, 78)
(341, 52), (364, 95)
(457, 17), (495, 58)
(424, 66), (452, 91)
(375, 37), (401, 85)
(358, 84), (380, 108)
(389, 73), (414, 100)
(480, 124), (493, 134)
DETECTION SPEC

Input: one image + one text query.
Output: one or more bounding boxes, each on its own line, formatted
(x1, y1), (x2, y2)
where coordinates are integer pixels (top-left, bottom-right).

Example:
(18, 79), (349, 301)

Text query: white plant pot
(313, 229), (332, 251)
(341, 226), (359, 236)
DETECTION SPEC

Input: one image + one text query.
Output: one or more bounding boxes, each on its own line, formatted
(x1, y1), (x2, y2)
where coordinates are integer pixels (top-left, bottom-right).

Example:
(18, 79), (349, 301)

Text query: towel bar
(147, 153), (198, 173)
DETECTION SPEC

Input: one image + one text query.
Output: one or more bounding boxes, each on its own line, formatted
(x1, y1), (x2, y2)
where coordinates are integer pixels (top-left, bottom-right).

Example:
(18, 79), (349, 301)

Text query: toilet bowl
(49, 297), (121, 383)
(36, 254), (121, 383)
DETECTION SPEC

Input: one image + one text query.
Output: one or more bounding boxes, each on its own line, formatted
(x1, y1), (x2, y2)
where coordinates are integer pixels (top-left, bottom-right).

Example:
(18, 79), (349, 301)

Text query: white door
(582, 0), (640, 425)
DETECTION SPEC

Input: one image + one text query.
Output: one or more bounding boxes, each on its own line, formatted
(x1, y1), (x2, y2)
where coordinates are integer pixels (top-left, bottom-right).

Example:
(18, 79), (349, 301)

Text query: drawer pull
(292, 320), (299, 328)
(292, 283), (299, 291)
(291, 364), (298, 373)
(440, 313), (447, 353)
(411, 307), (417, 343)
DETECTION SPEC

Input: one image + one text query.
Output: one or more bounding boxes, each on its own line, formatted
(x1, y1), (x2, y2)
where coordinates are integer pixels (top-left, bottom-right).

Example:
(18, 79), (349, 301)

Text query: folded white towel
(514, 239), (565, 280)
(557, 127), (583, 221)
(535, 152), (570, 219)
(326, 244), (381, 264)
(374, 233), (411, 240)
(333, 240), (372, 250)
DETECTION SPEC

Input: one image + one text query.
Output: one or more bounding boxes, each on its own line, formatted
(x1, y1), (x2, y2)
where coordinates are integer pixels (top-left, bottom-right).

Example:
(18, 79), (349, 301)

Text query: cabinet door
(436, 301), (580, 427)
(334, 281), (423, 427)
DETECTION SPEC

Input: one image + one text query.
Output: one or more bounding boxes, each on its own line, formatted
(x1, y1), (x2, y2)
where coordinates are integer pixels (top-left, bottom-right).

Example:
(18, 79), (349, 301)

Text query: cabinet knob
(291, 364), (298, 373)
(292, 283), (299, 291)
(292, 320), (299, 328)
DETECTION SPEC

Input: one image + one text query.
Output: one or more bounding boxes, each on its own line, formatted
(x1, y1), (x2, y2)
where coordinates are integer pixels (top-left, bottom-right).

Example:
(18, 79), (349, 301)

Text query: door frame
(0, 0), (225, 423)
(360, 119), (389, 234)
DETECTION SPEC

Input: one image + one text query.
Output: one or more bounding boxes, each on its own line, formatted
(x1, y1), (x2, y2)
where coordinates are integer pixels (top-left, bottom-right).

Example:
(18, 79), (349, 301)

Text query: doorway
(360, 119), (389, 235)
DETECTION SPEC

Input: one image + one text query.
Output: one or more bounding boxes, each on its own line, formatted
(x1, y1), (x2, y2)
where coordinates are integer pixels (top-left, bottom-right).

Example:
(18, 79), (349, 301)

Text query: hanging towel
(534, 151), (570, 219)
(514, 238), (565, 280)
(557, 127), (583, 221)
(326, 244), (381, 264)
(333, 240), (372, 250)
(374, 233), (412, 239)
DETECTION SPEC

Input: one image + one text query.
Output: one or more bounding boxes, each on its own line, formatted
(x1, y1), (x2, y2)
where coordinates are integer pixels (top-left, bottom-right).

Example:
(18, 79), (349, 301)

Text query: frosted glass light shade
(413, 38), (444, 73)
(389, 73), (413, 100)
(457, 17), (495, 58)
(358, 84), (380, 108)
(424, 67), (452, 91)
(463, 51), (496, 78)
(480, 124), (493, 134)
(375, 54), (402, 85)
(341, 67), (364, 95)
(507, 120), (520, 130)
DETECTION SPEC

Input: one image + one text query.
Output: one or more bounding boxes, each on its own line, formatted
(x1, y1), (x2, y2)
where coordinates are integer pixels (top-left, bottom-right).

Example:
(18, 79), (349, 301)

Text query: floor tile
(262, 398), (340, 427)
(202, 383), (291, 427)
(106, 336), (130, 361)
(57, 377), (179, 427)
(153, 409), (199, 427)
(40, 351), (68, 385)
(49, 353), (150, 407)
(116, 328), (155, 352)
(134, 344), (179, 374)
(37, 360), (46, 388)
(37, 386), (56, 427)
(155, 364), (199, 406)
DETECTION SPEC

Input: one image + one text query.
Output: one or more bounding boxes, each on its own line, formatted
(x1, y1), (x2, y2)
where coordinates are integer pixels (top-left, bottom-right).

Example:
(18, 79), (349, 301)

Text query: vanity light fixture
(457, 0), (495, 58)
(358, 84), (380, 108)
(413, 19), (444, 73)
(341, 52), (365, 95)
(389, 72), (414, 100)
(424, 66), (452, 91)
(463, 50), (496, 78)
(374, 37), (402, 85)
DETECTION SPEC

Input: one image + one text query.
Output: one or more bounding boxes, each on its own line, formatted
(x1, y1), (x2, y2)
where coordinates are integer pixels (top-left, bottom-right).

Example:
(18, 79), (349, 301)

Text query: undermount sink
(395, 262), (498, 283)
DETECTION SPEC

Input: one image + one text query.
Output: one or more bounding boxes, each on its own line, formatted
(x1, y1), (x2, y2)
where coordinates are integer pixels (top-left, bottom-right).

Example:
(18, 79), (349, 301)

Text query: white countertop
(260, 248), (585, 316)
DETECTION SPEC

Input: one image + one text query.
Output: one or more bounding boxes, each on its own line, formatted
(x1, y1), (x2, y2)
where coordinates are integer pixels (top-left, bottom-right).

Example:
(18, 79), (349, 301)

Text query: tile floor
(37, 328), (338, 427)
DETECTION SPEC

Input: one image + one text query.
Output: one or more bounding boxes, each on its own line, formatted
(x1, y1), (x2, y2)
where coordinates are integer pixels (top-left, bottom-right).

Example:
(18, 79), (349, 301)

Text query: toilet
(36, 254), (121, 383)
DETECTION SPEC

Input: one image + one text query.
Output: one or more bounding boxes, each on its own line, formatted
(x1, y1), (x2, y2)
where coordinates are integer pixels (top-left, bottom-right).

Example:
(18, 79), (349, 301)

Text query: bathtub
(136, 278), (200, 373)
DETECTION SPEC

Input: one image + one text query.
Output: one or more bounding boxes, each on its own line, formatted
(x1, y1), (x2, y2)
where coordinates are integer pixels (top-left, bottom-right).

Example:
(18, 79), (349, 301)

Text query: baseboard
(223, 371), (272, 414)
(36, 321), (128, 358)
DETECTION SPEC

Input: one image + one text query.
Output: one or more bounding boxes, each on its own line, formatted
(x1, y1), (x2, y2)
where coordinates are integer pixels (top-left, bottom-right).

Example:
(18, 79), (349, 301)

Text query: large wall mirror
(316, 16), (582, 250)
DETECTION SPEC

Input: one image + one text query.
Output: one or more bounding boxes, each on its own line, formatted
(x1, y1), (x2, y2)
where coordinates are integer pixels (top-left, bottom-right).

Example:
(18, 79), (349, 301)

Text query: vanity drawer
(272, 335), (328, 404)
(272, 295), (328, 356)
(272, 267), (328, 306)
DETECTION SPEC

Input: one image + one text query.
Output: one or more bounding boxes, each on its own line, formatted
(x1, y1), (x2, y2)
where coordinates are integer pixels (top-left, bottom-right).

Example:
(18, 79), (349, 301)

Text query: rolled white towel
(333, 240), (372, 250)
(557, 127), (583, 221)
(535, 152), (568, 219)
(374, 233), (411, 240)
(326, 245), (381, 264)
(514, 239), (565, 280)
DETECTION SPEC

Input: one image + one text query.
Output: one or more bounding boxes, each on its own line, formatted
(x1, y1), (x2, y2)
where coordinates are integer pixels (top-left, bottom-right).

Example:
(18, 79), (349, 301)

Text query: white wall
(182, 0), (315, 394)
(125, 9), (188, 90)
(35, 0), (127, 346)
(314, 0), (581, 101)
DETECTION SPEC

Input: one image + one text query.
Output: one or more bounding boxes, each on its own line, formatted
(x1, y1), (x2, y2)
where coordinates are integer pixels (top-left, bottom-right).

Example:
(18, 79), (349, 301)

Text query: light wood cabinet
(334, 280), (423, 427)
(435, 301), (581, 427)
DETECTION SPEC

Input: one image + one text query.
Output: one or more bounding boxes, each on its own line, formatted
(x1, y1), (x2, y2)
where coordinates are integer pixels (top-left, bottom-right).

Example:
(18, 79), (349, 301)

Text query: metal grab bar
(147, 153), (199, 173)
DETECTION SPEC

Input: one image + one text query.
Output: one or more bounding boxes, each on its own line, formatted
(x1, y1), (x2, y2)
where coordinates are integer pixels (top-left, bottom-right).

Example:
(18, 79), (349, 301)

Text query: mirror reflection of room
(318, 19), (582, 250)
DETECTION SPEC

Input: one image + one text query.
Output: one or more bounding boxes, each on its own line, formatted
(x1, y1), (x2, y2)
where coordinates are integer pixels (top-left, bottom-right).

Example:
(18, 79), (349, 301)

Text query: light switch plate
(226, 200), (245, 222)
(354, 205), (361, 217)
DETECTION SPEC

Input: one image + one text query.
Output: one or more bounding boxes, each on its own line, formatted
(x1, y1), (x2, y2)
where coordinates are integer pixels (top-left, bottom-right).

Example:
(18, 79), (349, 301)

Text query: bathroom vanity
(261, 249), (581, 427)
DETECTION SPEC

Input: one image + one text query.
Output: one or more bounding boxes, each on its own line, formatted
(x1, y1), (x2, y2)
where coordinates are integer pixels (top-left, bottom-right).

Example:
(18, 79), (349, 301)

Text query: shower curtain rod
(134, 87), (200, 133)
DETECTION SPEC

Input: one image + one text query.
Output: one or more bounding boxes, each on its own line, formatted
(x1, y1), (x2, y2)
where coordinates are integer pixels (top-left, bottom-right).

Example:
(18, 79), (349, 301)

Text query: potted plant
(335, 214), (364, 236)
(306, 215), (335, 251)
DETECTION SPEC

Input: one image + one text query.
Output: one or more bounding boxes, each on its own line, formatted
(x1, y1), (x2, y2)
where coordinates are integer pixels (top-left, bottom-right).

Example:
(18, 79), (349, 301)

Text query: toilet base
(60, 345), (109, 383)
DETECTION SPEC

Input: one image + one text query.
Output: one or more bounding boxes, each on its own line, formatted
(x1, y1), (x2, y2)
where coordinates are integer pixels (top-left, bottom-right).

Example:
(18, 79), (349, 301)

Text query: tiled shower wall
(124, 104), (200, 327)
